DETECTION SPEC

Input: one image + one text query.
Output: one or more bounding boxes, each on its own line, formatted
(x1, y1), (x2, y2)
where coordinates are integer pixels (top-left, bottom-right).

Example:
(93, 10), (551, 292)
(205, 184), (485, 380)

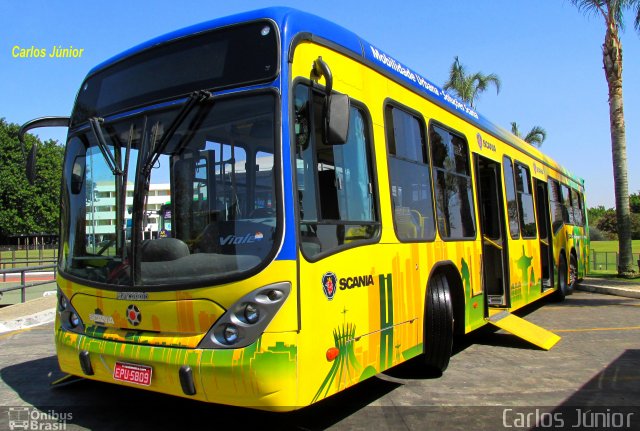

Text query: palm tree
(510, 122), (547, 147)
(443, 56), (501, 108)
(569, 0), (640, 275)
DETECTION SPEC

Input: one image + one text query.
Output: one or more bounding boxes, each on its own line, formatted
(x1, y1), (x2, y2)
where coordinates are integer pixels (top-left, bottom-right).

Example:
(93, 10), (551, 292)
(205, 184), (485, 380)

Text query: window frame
(291, 79), (381, 262)
(513, 161), (538, 239)
(548, 177), (565, 235)
(502, 156), (521, 240)
(570, 188), (583, 227)
(384, 99), (436, 243)
(560, 183), (575, 225)
(428, 120), (477, 241)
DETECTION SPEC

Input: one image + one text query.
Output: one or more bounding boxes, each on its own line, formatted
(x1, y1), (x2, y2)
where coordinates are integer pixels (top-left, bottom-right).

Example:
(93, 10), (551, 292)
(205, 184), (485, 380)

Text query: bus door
(474, 155), (509, 308)
(534, 179), (553, 290)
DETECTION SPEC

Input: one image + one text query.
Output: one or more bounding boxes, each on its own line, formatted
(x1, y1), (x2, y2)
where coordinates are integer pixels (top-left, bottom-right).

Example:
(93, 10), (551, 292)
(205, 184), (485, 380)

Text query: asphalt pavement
(0, 289), (638, 430)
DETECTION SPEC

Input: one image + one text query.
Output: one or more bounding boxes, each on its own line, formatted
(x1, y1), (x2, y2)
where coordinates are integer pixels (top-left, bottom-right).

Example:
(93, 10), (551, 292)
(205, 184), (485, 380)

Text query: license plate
(113, 362), (152, 386)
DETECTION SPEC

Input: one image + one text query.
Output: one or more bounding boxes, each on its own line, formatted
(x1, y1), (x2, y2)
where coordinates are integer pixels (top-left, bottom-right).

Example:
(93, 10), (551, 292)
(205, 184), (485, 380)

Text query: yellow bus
(20, 7), (588, 411)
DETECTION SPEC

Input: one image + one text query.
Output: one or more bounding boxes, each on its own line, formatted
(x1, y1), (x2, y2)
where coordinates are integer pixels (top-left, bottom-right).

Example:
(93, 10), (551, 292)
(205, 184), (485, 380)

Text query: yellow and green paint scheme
(54, 9), (588, 412)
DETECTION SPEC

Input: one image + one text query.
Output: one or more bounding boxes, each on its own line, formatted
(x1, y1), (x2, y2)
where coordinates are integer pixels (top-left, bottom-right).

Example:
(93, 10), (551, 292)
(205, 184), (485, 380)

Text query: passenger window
(514, 162), (537, 238)
(385, 105), (435, 241)
(503, 157), (520, 239)
(571, 189), (582, 226)
(548, 179), (564, 234)
(578, 191), (586, 227)
(561, 184), (574, 225)
(294, 84), (379, 259)
(430, 124), (475, 239)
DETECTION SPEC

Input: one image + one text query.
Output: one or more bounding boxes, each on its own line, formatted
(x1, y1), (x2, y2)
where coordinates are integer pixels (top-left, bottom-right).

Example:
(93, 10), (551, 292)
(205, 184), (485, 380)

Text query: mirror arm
(19, 116), (70, 185)
(18, 116), (70, 158)
(310, 56), (333, 96)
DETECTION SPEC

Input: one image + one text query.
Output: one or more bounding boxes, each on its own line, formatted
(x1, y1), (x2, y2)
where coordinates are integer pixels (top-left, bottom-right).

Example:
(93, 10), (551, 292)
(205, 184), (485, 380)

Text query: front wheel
(423, 273), (454, 374)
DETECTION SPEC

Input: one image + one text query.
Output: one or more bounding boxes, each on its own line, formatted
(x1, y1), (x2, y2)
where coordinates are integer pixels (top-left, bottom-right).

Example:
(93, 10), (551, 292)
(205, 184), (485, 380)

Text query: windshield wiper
(131, 90), (212, 285)
(141, 90), (212, 178)
(89, 117), (122, 176)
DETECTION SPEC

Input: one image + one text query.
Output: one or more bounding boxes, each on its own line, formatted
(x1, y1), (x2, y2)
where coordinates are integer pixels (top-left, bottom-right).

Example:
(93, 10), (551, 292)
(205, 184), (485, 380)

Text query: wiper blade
(89, 117), (122, 176)
(141, 90), (212, 177)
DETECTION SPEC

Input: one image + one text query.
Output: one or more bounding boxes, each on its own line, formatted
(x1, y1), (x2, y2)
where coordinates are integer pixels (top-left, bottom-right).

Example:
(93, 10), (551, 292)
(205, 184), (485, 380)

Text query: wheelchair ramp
(488, 311), (561, 350)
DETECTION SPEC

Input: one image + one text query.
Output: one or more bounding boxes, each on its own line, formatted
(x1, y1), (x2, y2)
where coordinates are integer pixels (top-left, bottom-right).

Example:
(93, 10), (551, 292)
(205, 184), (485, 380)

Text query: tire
(423, 273), (454, 374)
(553, 255), (569, 301)
(568, 253), (578, 293)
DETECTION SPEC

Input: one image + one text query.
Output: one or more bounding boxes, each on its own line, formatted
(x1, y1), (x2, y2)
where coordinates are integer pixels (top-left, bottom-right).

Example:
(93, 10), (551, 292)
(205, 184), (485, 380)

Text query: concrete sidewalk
(577, 276), (640, 299)
(0, 276), (638, 334)
(0, 295), (56, 333)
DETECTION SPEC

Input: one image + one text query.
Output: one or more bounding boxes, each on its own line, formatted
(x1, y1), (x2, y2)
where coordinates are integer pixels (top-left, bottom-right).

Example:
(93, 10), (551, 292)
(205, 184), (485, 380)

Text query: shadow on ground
(0, 355), (401, 430)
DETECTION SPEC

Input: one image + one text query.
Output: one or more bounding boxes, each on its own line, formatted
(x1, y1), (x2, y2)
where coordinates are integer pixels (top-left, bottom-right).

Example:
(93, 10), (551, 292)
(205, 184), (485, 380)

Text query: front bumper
(55, 325), (299, 411)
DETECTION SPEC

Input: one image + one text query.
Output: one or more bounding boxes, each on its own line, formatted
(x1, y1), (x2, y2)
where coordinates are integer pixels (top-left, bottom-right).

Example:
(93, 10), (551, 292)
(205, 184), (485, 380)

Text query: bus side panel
(296, 244), (421, 406)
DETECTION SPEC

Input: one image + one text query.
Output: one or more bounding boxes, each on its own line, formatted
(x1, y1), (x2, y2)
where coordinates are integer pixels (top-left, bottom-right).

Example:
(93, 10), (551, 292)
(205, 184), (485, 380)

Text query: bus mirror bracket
(310, 56), (350, 145)
(19, 116), (70, 184)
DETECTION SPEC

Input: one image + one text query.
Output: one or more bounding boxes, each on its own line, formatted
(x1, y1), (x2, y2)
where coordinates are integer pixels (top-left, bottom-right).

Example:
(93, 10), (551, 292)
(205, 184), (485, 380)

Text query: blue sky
(1, 0), (638, 208)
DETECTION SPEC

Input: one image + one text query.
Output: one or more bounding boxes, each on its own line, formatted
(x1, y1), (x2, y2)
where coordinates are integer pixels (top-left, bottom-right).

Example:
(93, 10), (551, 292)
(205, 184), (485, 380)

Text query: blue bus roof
(88, 7), (583, 187)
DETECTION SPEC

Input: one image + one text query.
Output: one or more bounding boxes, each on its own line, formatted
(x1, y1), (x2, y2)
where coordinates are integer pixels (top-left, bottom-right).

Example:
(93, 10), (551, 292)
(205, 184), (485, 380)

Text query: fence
(0, 264), (57, 303)
(0, 248), (58, 270)
(590, 250), (640, 272)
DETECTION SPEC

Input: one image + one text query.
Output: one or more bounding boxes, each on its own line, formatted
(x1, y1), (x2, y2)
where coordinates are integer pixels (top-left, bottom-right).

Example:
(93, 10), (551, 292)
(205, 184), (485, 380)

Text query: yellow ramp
(488, 311), (561, 350)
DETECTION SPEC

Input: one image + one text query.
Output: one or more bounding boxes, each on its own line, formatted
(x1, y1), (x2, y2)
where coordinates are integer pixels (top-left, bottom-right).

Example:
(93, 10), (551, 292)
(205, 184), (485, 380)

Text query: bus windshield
(60, 93), (278, 288)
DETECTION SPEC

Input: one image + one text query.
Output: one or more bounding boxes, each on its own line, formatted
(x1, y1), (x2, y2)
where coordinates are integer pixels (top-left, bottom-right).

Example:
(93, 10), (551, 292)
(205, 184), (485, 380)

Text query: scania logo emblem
(322, 272), (338, 301)
(126, 304), (142, 326)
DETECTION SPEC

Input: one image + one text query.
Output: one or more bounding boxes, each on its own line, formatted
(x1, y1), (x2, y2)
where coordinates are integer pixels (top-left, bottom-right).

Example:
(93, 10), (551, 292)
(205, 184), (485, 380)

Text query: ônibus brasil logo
(7, 407), (72, 430)
(322, 272), (338, 300)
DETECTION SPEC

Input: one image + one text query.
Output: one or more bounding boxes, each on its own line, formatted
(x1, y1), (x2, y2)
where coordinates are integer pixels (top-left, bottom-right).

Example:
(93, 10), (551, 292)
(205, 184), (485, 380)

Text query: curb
(0, 308), (55, 333)
(576, 283), (640, 299)
(0, 295), (57, 334)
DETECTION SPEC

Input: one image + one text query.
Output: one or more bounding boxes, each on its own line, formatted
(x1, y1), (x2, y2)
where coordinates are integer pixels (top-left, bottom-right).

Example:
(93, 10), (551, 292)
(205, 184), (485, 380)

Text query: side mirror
(71, 156), (86, 194)
(310, 57), (350, 145)
(18, 116), (70, 185)
(326, 93), (350, 145)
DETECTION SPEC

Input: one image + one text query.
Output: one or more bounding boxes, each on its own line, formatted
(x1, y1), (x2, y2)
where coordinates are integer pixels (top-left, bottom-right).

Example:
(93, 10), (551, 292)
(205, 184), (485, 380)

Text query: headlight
(69, 312), (81, 328)
(57, 287), (84, 333)
(59, 295), (68, 311)
(223, 324), (239, 344)
(244, 303), (260, 324)
(198, 282), (291, 349)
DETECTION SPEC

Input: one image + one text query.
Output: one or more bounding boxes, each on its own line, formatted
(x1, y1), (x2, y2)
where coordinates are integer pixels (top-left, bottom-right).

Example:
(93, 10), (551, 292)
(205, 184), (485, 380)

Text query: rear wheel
(568, 253), (578, 292)
(423, 273), (454, 374)
(553, 255), (569, 301)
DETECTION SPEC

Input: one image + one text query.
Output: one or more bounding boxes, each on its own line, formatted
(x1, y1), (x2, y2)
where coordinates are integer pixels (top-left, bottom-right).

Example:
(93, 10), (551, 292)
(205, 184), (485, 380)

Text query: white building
(86, 182), (170, 237)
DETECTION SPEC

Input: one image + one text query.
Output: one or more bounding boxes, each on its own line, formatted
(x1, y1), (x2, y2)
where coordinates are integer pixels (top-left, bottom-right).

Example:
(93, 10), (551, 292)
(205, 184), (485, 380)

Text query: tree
(630, 191), (640, 213)
(510, 122), (547, 147)
(0, 118), (64, 242)
(596, 209), (640, 240)
(569, 0), (640, 275)
(596, 209), (619, 234)
(587, 204), (609, 223)
(443, 56), (501, 108)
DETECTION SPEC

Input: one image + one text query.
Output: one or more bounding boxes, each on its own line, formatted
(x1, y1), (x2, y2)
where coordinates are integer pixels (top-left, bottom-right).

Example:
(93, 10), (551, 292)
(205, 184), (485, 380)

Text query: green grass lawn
(589, 240), (640, 277)
(0, 249), (57, 269)
(589, 240), (640, 254)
